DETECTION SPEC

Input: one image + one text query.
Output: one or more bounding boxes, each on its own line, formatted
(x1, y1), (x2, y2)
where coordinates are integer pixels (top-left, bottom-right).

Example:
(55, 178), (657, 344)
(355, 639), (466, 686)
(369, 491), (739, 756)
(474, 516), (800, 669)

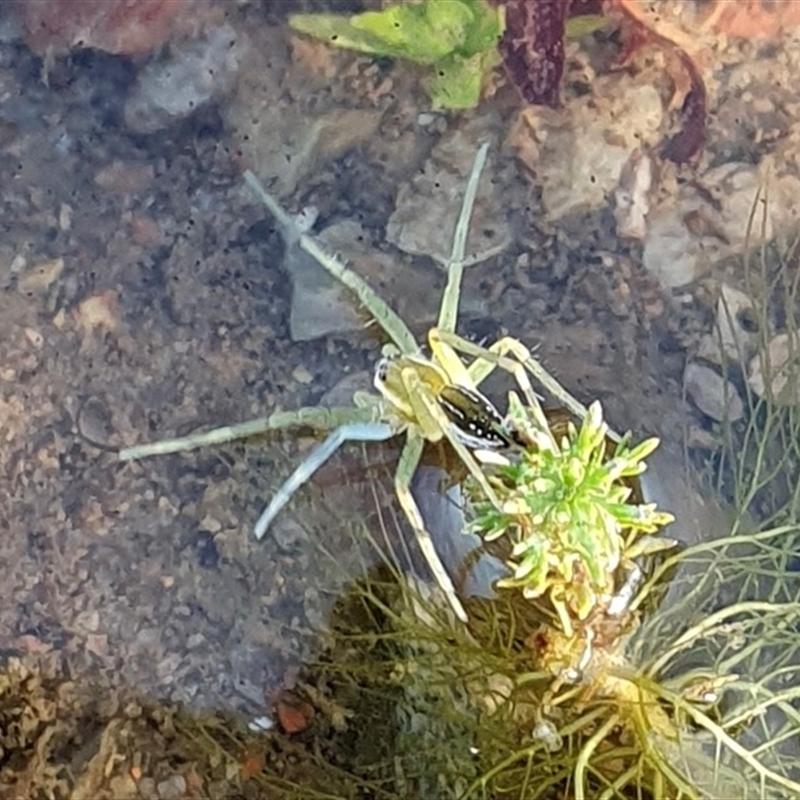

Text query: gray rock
(386, 121), (511, 265)
(643, 162), (800, 289)
(125, 25), (245, 133)
(684, 361), (744, 422)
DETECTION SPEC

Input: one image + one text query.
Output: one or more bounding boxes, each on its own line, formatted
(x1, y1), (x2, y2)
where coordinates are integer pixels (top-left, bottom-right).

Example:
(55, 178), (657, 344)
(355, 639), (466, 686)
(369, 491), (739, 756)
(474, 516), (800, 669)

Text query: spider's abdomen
(438, 384), (515, 450)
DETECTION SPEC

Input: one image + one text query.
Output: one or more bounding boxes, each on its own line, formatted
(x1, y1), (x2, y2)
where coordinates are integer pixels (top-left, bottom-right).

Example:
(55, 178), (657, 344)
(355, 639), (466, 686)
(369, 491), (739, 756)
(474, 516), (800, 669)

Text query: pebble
(715, 283), (760, 362)
(157, 774), (187, 800)
(291, 365), (314, 384)
(136, 776), (157, 800)
(386, 123), (512, 264)
(24, 328), (43, 348)
(684, 361), (744, 422)
(94, 161), (154, 194)
(510, 80), (663, 221)
(17, 257), (63, 295)
(643, 162), (800, 289)
(125, 25), (246, 134)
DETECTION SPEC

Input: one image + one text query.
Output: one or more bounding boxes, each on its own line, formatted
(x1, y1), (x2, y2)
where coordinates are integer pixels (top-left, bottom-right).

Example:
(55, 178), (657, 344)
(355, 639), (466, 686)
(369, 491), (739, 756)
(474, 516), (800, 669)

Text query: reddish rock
(275, 692), (314, 735)
(13, 0), (195, 57)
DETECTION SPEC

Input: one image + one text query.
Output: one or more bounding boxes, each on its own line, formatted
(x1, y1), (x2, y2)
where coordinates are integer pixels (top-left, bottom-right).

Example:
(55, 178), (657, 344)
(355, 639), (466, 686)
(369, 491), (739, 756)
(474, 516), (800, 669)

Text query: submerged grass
(249, 514), (799, 798)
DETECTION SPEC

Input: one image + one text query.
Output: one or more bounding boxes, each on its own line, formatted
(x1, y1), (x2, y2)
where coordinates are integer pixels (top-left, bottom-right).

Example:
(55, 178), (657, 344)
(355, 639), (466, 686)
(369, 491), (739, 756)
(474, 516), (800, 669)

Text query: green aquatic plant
(289, 0), (504, 109)
(470, 394), (675, 634)
(289, 1), (609, 110)
(248, 489), (800, 800)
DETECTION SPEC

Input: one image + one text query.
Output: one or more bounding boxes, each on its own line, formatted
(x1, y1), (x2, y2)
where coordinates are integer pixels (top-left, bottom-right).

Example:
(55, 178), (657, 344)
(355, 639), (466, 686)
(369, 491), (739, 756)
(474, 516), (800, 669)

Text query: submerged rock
(386, 120), (512, 264)
(748, 332), (800, 406)
(124, 24), (246, 133)
(508, 77), (663, 222)
(684, 360), (744, 422)
(643, 162), (800, 289)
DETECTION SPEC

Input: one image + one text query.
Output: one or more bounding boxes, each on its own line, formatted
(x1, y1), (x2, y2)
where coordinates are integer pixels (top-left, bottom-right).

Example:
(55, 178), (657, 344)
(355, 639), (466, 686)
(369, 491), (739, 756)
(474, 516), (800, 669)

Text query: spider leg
(119, 405), (383, 461)
(244, 170), (420, 357)
(437, 142), (490, 334)
(393, 434), (468, 623)
(431, 330), (618, 440)
(253, 421), (395, 540)
(403, 368), (503, 509)
(430, 329), (545, 421)
(443, 424), (504, 505)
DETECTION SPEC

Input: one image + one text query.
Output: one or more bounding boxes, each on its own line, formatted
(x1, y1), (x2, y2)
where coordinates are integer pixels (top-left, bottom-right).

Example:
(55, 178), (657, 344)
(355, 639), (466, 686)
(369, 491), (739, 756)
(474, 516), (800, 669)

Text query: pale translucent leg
(394, 434), (468, 623)
(243, 170), (420, 357)
(119, 405), (381, 461)
(437, 142), (490, 334)
(430, 329), (548, 428)
(253, 421), (395, 540)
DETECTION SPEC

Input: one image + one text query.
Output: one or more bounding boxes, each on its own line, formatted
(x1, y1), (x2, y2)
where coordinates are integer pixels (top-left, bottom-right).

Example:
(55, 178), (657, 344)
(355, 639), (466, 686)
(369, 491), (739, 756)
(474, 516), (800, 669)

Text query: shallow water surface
(2, 1), (800, 797)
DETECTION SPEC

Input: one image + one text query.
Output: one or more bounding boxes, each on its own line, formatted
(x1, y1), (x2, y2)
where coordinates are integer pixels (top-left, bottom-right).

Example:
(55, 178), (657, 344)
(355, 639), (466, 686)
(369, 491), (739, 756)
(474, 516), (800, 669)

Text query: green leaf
(625, 534), (680, 560)
(291, 0), (503, 65)
(576, 400), (606, 455)
(352, 3), (462, 63)
(624, 436), (661, 467)
(459, 0), (504, 55)
(289, 13), (407, 60)
(570, 583), (597, 620)
(425, 49), (500, 110)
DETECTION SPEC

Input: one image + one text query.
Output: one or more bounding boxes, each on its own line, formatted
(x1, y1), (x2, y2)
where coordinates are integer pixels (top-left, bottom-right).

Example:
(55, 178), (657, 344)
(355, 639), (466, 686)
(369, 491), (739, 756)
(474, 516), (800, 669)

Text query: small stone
(199, 514), (222, 533)
(684, 361), (744, 422)
(156, 774), (187, 800)
(24, 328), (43, 348)
(614, 150), (652, 240)
(386, 124), (512, 263)
(17, 257), (63, 295)
(715, 283), (760, 362)
(107, 773), (139, 798)
(275, 693), (314, 734)
(74, 609), (100, 633)
(271, 517), (307, 552)
(125, 25), (245, 134)
(94, 161), (154, 193)
(291, 365), (314, 384)
(509, 81), (663, 221)
(74, 291), (119, 337)
(58, 203), (72, 231)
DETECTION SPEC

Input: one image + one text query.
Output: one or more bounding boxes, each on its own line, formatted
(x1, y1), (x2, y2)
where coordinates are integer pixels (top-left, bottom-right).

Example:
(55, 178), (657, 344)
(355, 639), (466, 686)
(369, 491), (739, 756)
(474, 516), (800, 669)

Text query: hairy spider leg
(430, 329), (616, 440)
(253, 421), (396, 540)
(119, 405), (382, 462)
(393, 434), (468, 623)
(244, 170), (420, 357)
(429, 329), (548, 426)
(402, 368), (502, 509)
(437, 141), (490, 334)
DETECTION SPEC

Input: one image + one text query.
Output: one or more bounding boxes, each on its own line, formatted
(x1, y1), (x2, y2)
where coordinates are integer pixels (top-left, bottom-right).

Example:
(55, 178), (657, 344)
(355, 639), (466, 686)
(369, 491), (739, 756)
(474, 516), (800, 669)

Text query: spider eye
(375, 359), (389, 382)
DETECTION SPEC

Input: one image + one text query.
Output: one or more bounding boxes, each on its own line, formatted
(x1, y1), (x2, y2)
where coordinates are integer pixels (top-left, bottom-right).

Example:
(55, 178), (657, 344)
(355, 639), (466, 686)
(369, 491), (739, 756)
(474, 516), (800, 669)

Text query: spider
(119, 144), (591, 622)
